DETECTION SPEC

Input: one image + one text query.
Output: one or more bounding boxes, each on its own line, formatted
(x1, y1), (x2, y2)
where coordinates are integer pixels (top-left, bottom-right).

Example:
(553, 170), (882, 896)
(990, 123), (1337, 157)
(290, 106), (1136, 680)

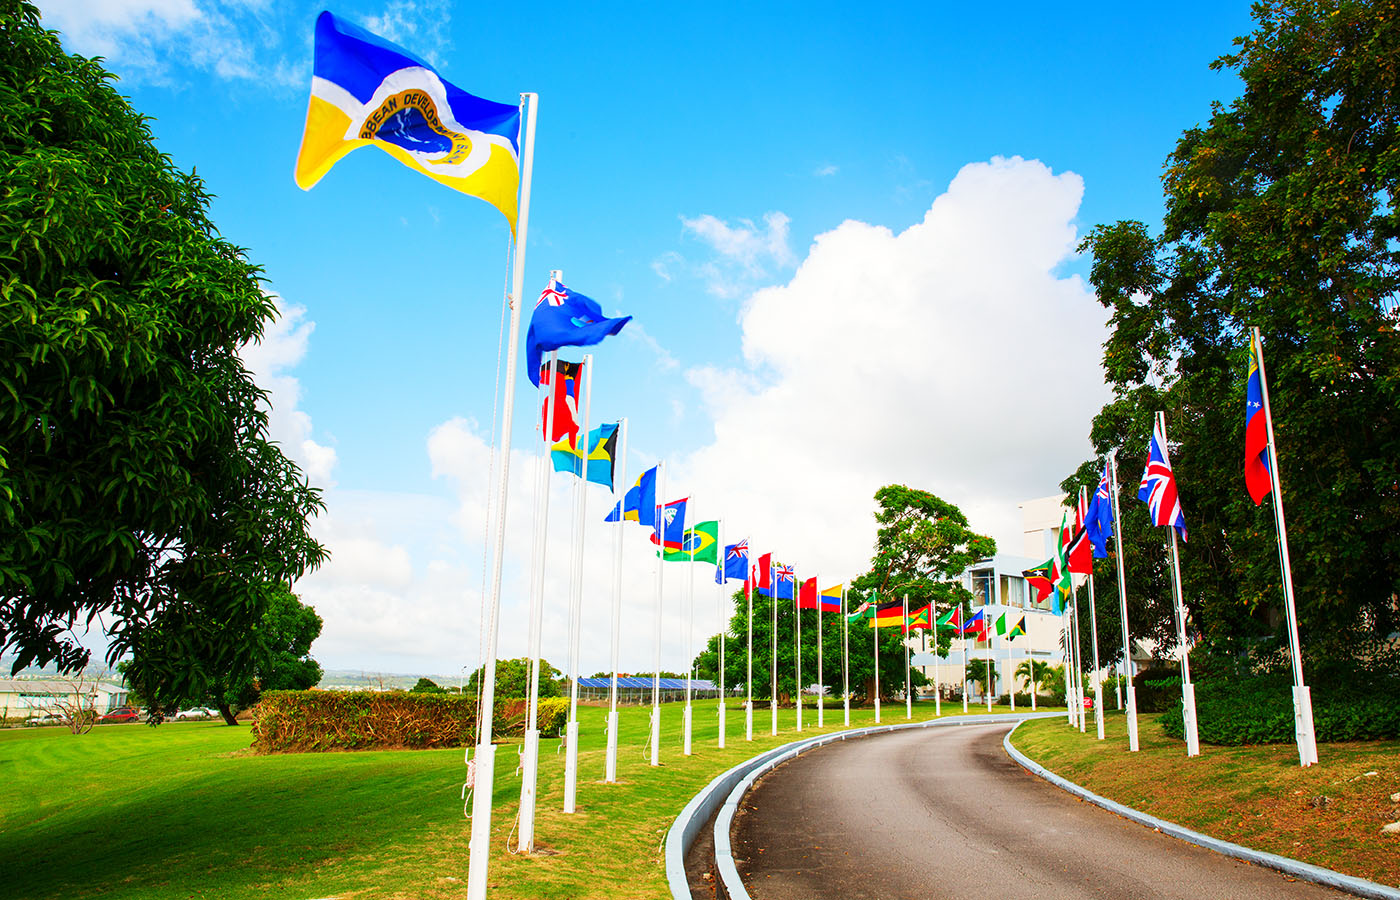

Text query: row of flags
(1022, 330), (1277, 605)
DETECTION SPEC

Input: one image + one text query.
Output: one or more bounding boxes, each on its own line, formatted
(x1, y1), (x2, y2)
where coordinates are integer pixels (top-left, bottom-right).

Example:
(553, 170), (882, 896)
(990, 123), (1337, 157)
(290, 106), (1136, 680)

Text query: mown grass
(1010, 711), (1400, 888)
(0, 697), (1029, 899)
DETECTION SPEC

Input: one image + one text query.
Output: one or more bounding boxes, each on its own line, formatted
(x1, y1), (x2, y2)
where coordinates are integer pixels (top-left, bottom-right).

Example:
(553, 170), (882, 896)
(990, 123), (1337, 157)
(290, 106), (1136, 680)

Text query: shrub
(253, 691), (536, 753)
(1159, 674), (1400, 745)
(1132, 667), (1183, 713)
(536, 697), (569, 736)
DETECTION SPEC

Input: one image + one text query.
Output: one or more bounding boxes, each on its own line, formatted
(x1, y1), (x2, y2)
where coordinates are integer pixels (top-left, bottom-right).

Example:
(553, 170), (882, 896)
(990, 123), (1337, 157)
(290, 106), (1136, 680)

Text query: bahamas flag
(550, 423), (618, 488)
(295, 12), (522, 230)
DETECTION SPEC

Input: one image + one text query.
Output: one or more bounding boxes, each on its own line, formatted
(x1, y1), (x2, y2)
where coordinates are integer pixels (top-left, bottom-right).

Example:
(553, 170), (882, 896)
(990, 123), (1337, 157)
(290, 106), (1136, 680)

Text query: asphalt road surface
(729, 722), (1351, 900)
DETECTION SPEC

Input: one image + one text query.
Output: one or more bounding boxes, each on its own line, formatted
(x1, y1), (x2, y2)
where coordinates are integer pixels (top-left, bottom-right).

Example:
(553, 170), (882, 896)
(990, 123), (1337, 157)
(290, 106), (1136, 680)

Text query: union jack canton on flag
(1138, 417), (1188, 542)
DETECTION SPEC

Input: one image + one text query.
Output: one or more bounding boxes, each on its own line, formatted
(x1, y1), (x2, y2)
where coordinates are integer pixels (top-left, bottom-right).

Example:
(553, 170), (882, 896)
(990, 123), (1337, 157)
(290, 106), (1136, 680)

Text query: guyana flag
(661, 520), (718, 563)
(935, 606), (962, 631)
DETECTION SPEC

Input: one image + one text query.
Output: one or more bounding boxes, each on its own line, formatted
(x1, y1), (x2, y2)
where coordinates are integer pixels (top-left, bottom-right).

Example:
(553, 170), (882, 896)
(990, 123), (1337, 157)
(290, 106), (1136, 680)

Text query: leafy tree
(465, 658), (562, 699)
(0, 2), (327, 702)
(410, 677), (445, 694)
(1074, 0), (1400, 664)
(125, 588), (323, 724)
(964, 658), (998, 694)
(1014, 658), (1051, 694)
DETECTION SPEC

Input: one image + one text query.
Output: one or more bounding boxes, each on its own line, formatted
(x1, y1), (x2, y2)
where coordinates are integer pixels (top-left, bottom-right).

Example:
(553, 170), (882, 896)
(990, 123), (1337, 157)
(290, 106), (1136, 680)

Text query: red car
(99, 707), (140, 723)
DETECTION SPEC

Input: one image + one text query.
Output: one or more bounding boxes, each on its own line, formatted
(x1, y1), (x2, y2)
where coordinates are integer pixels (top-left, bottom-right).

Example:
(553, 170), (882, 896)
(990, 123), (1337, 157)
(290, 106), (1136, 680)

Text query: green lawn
(1, 698), (1027, 899)
(1011, 711), (1400, 888)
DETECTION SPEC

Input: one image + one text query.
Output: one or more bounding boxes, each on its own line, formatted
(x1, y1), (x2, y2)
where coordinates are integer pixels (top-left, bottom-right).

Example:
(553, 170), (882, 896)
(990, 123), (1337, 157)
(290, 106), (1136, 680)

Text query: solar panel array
(575, 677), (718, 691)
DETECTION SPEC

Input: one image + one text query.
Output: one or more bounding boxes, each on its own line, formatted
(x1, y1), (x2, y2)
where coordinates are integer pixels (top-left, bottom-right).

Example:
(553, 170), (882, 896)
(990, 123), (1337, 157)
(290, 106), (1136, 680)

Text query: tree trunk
(217, 702), (238, 726)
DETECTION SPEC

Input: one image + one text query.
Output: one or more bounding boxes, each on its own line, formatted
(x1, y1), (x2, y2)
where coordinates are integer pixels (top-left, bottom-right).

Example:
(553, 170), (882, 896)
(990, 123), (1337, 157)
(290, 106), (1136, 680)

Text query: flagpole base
(1293, 685), (1318, 767)
(934, 692), (941, 717)
(770, 703), (777, 736)
(1125, 684), (1140, 752)
(604, 710), (619, 783)
(907, 696), (913, 720)
(649, 706), (661, 767)
(682, 705), (693, 756)
(1094, 684), (1105, 740)
(874, 698), (881, 724)
(1182, 681), (1200, 757)
(517, 728), (540, 851)
(745, 701), (753, 741)
(563, 720), (579, 813)
(466, 742), (496, 900)
(718, 701), (726, 749)
(817, 699), (824, 729)
(843, 698), (850, 727)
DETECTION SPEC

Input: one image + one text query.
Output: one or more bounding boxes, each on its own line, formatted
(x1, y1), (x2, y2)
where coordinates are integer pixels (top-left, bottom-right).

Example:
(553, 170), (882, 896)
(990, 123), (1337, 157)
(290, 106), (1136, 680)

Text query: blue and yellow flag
(550, 423), (618, 489)
(295, 11), (522, 229)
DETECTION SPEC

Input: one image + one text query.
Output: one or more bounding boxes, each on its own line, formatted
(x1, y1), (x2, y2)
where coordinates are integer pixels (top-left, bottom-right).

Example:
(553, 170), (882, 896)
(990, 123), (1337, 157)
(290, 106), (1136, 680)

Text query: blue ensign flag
(526, 283), (631, 386)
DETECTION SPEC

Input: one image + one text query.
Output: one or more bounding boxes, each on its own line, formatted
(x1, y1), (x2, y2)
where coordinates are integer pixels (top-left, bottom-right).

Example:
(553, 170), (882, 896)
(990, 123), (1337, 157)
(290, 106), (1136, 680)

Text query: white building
(909, 494), (1082, 701)
(0, 678), (129, 720)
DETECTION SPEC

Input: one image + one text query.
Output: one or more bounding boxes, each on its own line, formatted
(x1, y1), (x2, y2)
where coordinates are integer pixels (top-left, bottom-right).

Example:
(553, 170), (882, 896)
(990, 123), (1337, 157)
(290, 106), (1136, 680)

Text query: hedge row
(1158, 675), (1400, 745)
(251, 691), (571, 754)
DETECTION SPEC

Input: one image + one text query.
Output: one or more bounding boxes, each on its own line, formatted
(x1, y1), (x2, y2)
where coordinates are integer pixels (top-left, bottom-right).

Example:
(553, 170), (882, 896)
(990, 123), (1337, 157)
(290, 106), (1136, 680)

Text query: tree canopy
(1073, 0), (1400, 666)
(0, 1), (326, 700)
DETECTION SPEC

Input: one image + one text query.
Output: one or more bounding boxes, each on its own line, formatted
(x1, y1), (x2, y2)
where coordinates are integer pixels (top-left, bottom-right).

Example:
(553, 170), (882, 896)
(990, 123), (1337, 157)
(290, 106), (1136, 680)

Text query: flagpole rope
(471, 232), (515, 748)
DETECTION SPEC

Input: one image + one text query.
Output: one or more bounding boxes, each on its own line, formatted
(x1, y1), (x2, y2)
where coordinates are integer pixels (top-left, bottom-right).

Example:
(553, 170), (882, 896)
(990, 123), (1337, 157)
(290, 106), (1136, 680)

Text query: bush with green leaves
(1159, 672), (1400, 745)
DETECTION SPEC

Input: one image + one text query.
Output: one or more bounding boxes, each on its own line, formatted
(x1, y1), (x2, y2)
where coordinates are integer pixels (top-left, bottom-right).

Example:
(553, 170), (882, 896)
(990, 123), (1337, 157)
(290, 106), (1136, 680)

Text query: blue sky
(40, 0), (1255, 677)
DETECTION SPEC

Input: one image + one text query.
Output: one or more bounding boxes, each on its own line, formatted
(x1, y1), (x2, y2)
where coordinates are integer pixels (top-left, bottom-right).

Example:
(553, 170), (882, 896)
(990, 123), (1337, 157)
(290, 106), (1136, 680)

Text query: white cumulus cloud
(672, 155), (1110, 581)
(239, 297), (338, 486)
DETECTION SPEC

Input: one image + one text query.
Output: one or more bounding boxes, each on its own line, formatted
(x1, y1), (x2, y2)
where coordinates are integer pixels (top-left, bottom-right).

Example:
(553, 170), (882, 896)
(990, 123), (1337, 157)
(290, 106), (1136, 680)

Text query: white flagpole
(1073, 585), (1086, 732)
(904, 594), (912, 719)
(683, 498), (696, 757)
(770, 559), (778, 736)
(1159, 411), (1200, 758)
(1253, 328), (1318, 767)
(517, 338), (559, 853)
(745, 565), (754, 741)
(873, 598), (881, 724)
(794, 566), (802, 733)
(933, 609), (941, 717)
(563, 353), (592, 813)
(1006, 614), (1015, 712)
(985, 623), (993, 714)
(817, 578), (824, 729)
(1089, 571), (1104, 741)
(650, 462), (666, 767)
(961, 619), (969, 715)
(467, 90), (537, 900)
(1108, 449), (1140, 752)
(716, 520), (726, 750)
(605, 418), (628, 783)
(841, 586), (850, 727)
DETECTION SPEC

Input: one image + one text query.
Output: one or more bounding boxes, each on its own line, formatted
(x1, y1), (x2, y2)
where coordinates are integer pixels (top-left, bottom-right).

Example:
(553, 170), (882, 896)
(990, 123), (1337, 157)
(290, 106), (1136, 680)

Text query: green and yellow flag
(662, 520), (718, 563)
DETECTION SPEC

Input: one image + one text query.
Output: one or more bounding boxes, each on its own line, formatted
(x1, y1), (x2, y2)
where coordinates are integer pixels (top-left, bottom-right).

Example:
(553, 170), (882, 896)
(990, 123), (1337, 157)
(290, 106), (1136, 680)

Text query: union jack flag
(1138, 418), (1188, 542)
(717, 538), (749, 584)
(536, 285), (567, 307)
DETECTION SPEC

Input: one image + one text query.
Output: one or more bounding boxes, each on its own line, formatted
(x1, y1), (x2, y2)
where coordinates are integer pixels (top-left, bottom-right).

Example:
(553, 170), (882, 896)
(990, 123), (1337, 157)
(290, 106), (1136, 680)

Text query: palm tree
(1015, 659), (1050, 696)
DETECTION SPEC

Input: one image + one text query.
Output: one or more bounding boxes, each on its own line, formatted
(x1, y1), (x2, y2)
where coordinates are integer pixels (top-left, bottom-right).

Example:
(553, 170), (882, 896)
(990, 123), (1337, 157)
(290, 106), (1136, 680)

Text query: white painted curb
(1003, 722), (1400, 900)
(664, 711), (1061, 900)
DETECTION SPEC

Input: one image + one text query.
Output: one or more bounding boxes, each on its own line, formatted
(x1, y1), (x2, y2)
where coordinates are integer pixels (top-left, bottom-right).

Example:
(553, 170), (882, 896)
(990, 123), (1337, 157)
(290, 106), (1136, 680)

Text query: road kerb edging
(1002, 723), (1400, 900)
(664, 711), (1060, 900)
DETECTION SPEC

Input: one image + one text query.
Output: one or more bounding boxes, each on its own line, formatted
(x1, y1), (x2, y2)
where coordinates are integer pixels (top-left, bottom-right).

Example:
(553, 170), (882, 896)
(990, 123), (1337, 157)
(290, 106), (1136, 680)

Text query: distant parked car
(26, 711), (63, 726)
(174, 707), (217, 720)
(99, 707), (140, 723)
